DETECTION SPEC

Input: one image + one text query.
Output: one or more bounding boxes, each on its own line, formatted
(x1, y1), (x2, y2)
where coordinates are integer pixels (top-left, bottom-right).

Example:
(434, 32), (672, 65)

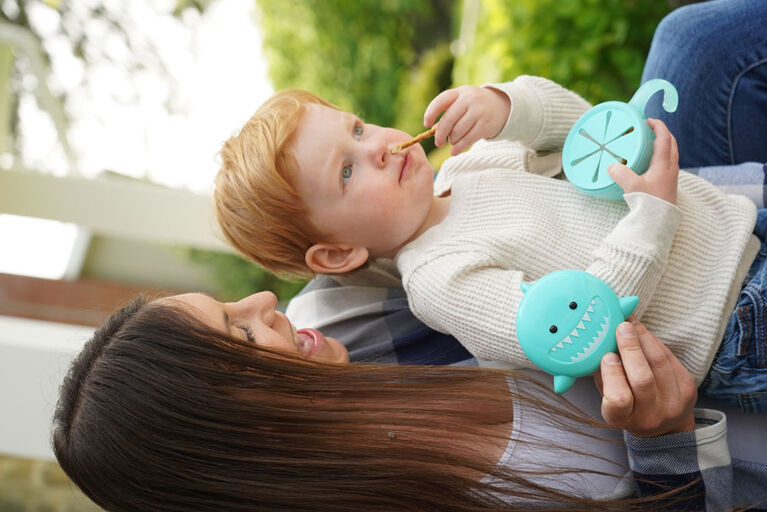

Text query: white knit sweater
(395, 76), (759, 382)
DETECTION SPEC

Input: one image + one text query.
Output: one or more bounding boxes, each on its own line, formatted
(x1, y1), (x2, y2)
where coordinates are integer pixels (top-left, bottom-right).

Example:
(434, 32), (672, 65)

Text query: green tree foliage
(256, 0), (452, 127)
(452, 0), (670, 104)
(188, 249), (307, 303)
(393, 41), (454, 153)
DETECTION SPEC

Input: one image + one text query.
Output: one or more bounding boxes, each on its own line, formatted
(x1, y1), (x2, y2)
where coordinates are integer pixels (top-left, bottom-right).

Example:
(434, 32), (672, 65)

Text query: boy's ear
(305, 243), (369, 274)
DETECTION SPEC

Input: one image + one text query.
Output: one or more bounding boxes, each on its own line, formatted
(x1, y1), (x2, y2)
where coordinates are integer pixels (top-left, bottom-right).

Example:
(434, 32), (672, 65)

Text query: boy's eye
(342, 165), (353, 185)
(353, 124), (363, 140)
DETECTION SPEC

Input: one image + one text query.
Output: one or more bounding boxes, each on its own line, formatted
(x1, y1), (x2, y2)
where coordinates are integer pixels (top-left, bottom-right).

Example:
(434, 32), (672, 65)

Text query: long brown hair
(53, 296), (693, 511)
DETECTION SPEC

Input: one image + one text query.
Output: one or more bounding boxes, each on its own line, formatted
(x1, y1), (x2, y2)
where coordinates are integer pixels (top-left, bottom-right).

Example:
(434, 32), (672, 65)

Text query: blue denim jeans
(700, 209), (767, 412)
(641, 0), (767, 168)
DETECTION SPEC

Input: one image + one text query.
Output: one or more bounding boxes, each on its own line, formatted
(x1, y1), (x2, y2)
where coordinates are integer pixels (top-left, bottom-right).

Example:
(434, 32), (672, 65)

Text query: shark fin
(619, 296), (639, 318)
(553, 374), (577, 394)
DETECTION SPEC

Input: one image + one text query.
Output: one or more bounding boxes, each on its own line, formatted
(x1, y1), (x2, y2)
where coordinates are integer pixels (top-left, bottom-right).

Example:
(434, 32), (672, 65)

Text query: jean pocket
(739, 391), (767, 414)
(735, 286), (767, 369)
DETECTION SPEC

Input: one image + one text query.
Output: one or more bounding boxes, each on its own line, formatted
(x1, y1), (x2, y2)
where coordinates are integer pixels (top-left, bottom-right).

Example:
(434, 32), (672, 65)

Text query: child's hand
(593, 318), (697, 438)
(423, 86), (511, 156)
(607, 119), (680, 205)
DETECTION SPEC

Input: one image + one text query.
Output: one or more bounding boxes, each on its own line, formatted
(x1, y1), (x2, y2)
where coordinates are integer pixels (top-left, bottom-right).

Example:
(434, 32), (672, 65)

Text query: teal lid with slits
(562, 79), (679, 201)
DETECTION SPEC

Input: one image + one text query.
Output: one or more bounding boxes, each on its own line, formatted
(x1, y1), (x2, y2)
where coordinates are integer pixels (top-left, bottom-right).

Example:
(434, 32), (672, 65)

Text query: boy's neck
(419, 194), (452, 237)
(383, 195), (451, 259)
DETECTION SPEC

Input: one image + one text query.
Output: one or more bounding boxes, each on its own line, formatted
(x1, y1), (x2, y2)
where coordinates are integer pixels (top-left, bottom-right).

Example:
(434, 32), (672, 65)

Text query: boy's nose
(366, 138), (387, 168)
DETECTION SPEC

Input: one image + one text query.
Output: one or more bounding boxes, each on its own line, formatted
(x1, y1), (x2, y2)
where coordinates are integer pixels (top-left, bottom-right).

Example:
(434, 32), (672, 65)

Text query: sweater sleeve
(586, 192), (682, 317)
(484, 75), (592, 152)
(624, 409), (734, 511)
(402, 250), (535, 365)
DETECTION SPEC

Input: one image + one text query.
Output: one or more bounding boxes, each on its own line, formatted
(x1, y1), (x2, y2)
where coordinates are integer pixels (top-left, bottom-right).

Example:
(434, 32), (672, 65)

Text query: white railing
(0, 168), (229, 252)
(0, 315), (93, 460)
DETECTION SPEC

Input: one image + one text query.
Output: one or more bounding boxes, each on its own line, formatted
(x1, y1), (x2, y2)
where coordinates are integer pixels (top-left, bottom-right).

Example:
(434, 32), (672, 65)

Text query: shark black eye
(569, 301), (578, 310)
(549, 325), (558, 333)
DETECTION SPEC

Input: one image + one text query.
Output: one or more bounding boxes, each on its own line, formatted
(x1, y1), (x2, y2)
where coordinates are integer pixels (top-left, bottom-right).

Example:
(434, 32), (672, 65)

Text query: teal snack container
(561, 79), (679, 200)
(516, 270), (638, 394)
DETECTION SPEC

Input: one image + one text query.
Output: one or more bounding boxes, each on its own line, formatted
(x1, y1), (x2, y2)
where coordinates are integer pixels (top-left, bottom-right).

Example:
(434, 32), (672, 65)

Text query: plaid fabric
(625, 409), (767, 510)
(685, 162), (767, 208)
(286, 275), (476, 366)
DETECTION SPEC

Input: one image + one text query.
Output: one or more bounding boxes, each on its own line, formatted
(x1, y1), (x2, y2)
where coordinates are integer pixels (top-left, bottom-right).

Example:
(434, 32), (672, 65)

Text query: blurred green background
(196, 0), (676, 303)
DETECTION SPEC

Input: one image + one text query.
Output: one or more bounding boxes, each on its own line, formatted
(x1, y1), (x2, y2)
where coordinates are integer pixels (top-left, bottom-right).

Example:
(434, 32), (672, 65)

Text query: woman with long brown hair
(52, 290), (761, 511)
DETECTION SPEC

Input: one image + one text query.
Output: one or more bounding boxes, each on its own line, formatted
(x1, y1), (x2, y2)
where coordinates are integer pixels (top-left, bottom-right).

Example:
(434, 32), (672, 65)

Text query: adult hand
(423, 85), (510, 156)
(594, 318), (697, 437)
(608, 118), (680, 205)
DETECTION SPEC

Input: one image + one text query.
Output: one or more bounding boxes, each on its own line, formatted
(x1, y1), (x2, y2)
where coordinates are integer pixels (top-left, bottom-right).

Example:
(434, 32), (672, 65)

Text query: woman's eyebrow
(197, 292), (232, 333)
(222, 311), (231, 334)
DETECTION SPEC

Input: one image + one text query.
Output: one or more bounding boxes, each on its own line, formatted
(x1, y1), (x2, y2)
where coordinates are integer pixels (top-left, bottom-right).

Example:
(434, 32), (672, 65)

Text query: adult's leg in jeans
(641, 0), (767, 168)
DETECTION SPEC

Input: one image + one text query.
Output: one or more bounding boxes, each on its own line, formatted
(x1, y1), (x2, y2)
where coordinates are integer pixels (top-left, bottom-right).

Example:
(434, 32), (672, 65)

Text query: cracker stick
(390, 125), (438, 154)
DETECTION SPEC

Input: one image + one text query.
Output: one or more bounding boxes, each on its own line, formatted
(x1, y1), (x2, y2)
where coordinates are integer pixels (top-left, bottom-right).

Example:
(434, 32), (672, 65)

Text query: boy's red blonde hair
(215, 90), (336, 278)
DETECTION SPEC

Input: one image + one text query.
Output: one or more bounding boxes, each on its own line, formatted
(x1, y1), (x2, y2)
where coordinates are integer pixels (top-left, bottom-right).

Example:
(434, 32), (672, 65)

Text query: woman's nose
(229, 291), (278, 320)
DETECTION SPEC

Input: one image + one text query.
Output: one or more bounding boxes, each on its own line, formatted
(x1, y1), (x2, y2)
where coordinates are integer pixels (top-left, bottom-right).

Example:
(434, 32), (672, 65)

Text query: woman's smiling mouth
(296, 328), (325, 358)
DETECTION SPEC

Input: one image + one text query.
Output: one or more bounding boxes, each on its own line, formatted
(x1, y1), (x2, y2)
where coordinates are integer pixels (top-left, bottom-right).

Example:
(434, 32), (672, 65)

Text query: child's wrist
(483, 87), (511, 139)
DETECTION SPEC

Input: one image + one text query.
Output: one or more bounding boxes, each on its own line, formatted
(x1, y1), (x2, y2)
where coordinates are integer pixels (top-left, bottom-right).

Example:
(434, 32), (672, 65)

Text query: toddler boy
(215, 76), (763, 411)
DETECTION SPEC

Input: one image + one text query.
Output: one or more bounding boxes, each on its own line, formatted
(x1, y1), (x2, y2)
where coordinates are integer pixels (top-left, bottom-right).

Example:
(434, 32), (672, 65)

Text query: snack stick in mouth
(390, 125), (438, 154)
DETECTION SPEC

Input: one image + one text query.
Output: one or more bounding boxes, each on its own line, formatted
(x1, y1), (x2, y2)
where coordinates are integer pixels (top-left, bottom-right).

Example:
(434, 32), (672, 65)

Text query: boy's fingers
(608, 163), (639, 191)
(647, 119), (679, 171)
(647, 118), (668, 132)
(424, 89), (459, 128)
(599, 351), (634, 426)
(434, 102), (468, 147)
(647, 119), (673, 168)
(670, 130), (679, 167)
(450, 121), (483, 155)
(449, 116), (477, 148)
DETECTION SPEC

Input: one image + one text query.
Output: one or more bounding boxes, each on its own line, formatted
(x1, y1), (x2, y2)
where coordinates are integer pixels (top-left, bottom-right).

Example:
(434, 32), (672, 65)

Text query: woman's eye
(353, 124), (363, 140)
(342, 165), (353, 185)
(238, 325), (255, 343)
